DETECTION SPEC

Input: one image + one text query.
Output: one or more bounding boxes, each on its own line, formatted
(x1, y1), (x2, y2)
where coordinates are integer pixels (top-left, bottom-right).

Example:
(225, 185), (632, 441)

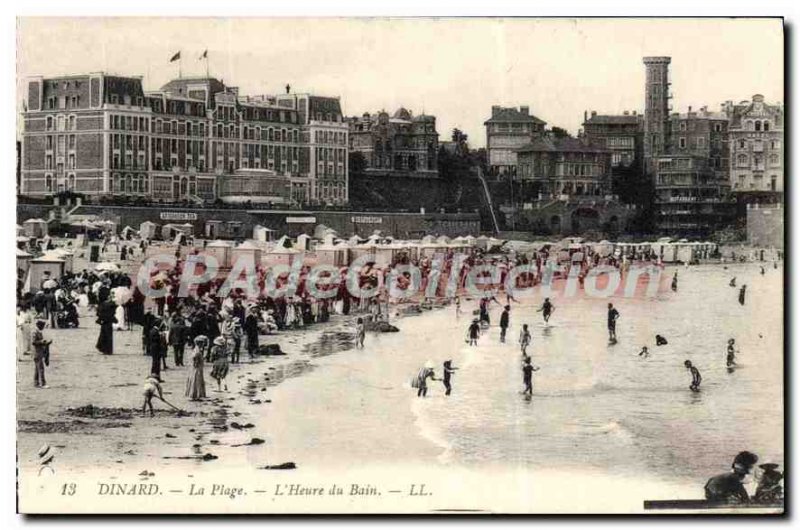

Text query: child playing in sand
(142, 374), (163, 417)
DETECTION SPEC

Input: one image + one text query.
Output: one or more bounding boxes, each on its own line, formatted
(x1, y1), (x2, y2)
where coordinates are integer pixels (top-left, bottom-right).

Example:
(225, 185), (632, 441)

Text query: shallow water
(253, 263), (783, 493)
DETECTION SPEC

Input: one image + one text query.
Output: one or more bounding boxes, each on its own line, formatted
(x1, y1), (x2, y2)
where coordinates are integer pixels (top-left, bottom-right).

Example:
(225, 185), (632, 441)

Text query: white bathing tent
(296, 233), (311, 251)
(231, 240), (263, 265)
(23, 218), (49, 238)
(266, 243), (300, 265)
(252, 225), (276, 242)
(16, 248), (32, 276)
(139, 221), (159, 240)
(315, 242), (349, 267)
(205, 239), (233, 268)
(26, 254), (65, 293)
(45, 248), (75, 273)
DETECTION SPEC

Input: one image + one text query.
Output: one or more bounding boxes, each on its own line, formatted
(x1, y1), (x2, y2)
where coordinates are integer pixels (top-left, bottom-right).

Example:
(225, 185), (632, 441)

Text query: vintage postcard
(15, 17), (784, 514)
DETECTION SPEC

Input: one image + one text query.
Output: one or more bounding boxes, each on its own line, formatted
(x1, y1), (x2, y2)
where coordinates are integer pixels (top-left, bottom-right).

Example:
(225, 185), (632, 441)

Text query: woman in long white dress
(16, 307), (33, 357)
(185, 336), (208, 401)
(112, 286), (131, 331)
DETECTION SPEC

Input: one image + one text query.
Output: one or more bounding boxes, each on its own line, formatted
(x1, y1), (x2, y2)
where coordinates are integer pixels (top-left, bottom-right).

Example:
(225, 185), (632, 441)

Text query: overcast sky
(17, 17), (783, 146)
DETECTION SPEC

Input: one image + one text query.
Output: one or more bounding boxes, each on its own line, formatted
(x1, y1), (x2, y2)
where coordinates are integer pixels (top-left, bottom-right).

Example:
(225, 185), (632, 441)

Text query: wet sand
(16, 306), (358, 478)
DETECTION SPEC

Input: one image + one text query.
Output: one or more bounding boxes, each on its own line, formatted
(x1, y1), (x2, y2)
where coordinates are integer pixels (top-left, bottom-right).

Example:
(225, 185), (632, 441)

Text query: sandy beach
(16, 295), (360, 478)
(16, 239), (784, 514)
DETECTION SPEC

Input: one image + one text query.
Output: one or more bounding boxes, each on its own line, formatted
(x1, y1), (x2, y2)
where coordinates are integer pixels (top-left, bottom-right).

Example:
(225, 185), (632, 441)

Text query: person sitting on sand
(754, 463), (784, 504)
(685, 360), (702, 392)
(142, 374), (164, 417)
(730, 277), (737, 287)
(638, 346), (650, 358)
(704, 451), (758, 504)
(656, 335), (668, 346)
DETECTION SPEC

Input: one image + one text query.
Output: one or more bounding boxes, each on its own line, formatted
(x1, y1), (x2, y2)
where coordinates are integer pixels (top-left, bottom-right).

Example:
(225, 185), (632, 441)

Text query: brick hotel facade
(20, 73), (348, 206)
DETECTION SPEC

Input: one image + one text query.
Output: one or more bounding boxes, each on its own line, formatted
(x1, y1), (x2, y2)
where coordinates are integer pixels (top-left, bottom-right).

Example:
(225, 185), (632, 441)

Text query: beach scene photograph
(14, 17), (784, 514)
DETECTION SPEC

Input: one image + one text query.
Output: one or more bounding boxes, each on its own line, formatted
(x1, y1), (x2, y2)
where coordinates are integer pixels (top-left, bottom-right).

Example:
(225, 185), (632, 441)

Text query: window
(737, 154), (748, 167)
(46, 136), (53, 150)
(679, 122), (687, 131)
(755, 121), (762, 132)
(46, 116), (53, 130)
(697, 137), (705, 148)
(69, 135), (75, 150)
(110, 94), (118, 104)
(739, 139), (746, 149)
(679, 137), (686, 148)
(764, 122), (770, 132)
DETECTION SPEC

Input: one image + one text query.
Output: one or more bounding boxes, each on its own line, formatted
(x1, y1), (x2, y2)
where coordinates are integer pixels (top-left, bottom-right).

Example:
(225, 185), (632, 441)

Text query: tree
(549, 126), (570, 139)
(348, 151), (367, 176)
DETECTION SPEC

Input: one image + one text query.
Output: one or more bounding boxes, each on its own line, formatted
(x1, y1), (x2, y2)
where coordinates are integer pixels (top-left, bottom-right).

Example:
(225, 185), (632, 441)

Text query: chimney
(584, 110), (588, 122)
(632, 110), (637, 116)
(591, 111), (597, 117)
(520, 105), (529, 115)
(491, 105), (501, 117)
(688, 105), (692, 112)
(285, 83), (291, 94)
(623, 110), (629, 116)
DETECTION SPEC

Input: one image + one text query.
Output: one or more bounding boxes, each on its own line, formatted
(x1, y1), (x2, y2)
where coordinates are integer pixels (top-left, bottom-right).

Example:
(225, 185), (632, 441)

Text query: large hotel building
(20, 73), (349, 206)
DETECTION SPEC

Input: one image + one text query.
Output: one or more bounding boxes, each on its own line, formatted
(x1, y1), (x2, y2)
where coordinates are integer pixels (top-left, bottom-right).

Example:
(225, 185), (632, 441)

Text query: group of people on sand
(705, 450), (783, 505)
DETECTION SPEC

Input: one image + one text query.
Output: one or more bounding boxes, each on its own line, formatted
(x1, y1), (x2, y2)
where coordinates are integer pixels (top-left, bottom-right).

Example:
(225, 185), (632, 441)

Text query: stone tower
(642, 56), (672, 173)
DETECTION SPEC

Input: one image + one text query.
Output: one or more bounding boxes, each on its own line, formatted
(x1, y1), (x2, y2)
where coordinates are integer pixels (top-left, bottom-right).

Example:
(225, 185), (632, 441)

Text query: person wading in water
(499, 305), (510, 343)
(685, 360), (702, 392)
(607, 303), (620, 343)
(467, 318), (481, 346)
(537, 298), (555, 324)
(522, 357), (540, 397)
(519, 324), (532, 356)
(442, 360), (458, 396)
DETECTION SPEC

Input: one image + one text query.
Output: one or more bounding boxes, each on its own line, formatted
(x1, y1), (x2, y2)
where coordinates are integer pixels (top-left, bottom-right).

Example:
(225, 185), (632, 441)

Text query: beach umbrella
(112, 286), (132, 305)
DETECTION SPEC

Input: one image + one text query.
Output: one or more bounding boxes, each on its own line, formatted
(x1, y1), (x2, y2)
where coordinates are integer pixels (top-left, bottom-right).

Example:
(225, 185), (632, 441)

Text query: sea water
(254, 263), (783, 494)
